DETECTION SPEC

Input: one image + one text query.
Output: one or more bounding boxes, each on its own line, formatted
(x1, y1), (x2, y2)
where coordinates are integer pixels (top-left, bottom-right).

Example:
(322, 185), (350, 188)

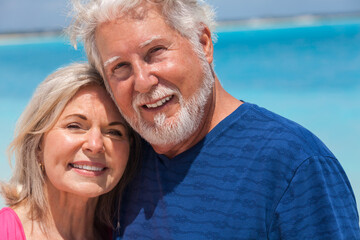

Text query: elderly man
(69, 0), (360, 239)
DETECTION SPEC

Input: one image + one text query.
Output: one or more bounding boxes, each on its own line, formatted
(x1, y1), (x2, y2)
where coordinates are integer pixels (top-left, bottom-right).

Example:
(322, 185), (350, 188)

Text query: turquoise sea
(0, 18), (360, 211)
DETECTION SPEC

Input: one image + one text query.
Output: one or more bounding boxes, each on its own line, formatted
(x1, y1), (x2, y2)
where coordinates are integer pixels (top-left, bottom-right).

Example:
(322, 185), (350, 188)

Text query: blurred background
(1, 0), (360, 32)
(1, 0), (360, 213)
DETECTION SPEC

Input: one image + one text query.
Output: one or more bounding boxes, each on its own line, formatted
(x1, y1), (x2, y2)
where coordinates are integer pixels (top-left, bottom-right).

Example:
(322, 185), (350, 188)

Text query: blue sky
(0, 0), (360, 33)
(209, 0), (360, 20)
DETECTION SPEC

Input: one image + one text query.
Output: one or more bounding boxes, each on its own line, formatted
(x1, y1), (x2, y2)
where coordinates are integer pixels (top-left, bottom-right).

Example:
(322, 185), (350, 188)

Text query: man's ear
(199, 25), (214, 64)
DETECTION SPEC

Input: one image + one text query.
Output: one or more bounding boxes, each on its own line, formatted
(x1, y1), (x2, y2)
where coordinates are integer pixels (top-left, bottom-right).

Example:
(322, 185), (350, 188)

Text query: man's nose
(83, 128), (105, 154)
(133, 61), (158, 93)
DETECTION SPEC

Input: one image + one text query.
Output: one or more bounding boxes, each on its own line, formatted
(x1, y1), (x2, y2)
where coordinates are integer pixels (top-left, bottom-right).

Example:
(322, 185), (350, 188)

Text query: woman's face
(41, 84), (130, 198)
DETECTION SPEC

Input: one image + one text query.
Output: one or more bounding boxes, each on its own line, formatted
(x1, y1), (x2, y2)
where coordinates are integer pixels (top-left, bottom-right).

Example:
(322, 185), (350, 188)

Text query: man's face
(95, 5), (214, 148)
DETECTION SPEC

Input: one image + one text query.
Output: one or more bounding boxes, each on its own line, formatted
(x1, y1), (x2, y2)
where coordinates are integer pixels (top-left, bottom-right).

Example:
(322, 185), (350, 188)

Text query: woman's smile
(69, 161), (108, 176)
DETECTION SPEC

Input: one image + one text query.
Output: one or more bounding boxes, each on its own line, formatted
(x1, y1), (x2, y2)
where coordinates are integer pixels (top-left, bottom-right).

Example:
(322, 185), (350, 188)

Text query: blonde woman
(0, 63), (140, 239)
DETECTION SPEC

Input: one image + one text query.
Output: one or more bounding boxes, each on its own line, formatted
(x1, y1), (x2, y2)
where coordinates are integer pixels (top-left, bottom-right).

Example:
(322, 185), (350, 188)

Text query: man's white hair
(67, 0), (217, 79)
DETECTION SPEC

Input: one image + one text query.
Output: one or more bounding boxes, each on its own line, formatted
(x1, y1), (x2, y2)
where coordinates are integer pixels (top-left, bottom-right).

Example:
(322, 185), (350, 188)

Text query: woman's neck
(15, 183), (101, 240)
(47, 188), (99, 240)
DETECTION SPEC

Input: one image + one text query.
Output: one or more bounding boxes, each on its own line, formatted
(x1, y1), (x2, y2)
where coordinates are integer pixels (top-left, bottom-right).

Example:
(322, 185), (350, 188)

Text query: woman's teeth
(70, 163), (104, 172)
(145, 96), (172, 109)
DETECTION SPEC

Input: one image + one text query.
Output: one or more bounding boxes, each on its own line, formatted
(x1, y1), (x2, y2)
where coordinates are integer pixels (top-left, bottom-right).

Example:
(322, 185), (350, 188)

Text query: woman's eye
(66, 123), (81, 129)
(107, 129), (123, 138)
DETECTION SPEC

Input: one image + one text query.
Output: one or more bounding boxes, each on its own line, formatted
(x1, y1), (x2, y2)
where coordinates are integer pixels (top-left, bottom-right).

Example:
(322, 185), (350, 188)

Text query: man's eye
(112, 63), (132, 80)
(145, 46), (167, 63)
(114, 62), (128, 70)
(148, 46), (167, 57)
(150, 46), (166, 54)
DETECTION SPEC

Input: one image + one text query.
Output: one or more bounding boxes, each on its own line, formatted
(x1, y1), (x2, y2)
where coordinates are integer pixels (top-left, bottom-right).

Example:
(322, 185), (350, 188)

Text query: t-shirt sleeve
(268, 156), (360, 239)
(0, 207), (26, 240)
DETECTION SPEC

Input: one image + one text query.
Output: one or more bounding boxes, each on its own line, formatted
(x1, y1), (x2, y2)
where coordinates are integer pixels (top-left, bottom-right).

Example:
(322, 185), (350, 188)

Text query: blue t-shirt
(116, 102), (360, 239)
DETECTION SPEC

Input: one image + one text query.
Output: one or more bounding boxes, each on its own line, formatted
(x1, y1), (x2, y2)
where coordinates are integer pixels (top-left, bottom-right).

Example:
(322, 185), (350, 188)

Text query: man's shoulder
(225, 102), (334, 157)
(231, 102), (314, 137)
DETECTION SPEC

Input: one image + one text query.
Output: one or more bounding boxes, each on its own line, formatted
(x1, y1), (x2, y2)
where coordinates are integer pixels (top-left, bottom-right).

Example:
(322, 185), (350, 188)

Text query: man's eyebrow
(139, 35), (161, 48)
(104, 56), (121, 68)
(103, 36), (162, 67)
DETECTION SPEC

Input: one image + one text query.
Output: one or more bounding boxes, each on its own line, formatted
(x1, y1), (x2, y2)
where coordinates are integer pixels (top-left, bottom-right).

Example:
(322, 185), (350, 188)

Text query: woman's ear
(199, 25), (214, 64)
(36, 138), (44, 160)
(36, 139), (46, 172)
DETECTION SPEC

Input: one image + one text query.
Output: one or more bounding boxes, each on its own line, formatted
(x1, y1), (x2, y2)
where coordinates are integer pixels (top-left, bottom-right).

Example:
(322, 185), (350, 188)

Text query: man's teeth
(146, 96), (172, 109)
(71, 164), (104, 172)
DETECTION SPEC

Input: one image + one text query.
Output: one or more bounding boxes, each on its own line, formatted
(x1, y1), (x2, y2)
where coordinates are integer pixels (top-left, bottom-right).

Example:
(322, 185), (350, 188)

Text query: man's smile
(143, 95), (173, 109)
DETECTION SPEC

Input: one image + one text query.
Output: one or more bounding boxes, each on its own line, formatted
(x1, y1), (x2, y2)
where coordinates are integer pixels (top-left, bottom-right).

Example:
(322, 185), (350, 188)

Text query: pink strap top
(0, 207), (26, 240)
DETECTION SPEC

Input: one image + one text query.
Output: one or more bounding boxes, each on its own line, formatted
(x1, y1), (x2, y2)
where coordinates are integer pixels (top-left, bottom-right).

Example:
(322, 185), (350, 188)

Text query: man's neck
(152, 77), (242, 158)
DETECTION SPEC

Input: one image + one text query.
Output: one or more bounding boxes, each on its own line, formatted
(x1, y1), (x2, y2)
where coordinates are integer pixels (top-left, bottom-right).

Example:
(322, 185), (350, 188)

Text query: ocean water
(0, 19), (360, 212)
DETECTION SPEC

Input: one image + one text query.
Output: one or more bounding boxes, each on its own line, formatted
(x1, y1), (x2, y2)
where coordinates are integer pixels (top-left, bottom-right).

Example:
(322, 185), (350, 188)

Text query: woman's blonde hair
(0, 62), (140, 232)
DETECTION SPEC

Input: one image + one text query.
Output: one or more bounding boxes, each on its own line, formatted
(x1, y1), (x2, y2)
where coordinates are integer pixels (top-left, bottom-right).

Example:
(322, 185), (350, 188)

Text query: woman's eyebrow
(109, 121), (126, 127)
(64, 114), (87, 120)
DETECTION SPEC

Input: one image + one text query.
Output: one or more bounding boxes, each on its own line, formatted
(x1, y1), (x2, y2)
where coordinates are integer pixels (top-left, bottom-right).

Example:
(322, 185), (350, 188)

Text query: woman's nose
(83, 129), (105, 154)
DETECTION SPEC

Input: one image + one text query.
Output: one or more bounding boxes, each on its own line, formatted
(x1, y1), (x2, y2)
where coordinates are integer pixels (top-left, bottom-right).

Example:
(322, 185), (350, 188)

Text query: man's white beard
(122, 60), (214, 146)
